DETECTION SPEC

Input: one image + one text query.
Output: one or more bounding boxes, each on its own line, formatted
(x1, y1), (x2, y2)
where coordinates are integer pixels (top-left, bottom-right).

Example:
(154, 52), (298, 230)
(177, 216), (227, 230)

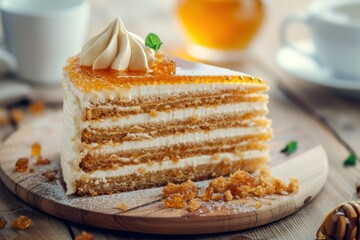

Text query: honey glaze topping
(64, 55), (267, 93)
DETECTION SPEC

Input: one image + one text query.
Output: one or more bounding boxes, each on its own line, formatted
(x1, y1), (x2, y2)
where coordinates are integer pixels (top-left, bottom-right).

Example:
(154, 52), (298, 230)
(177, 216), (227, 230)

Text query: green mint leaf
(343, 154), (357, 167)
(281, 141), (298, 155)
(145, 33), (163, 53)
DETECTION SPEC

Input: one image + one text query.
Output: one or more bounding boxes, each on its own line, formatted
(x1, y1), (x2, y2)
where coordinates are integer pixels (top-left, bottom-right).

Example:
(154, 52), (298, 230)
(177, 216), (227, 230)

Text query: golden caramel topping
(75, 231), (93, 240)
(31, 143), (41, 157)
(12, 215), (31, 230)
(15, 158), (29, 172)
(64, 55), (267, 93)
(0, 216), (7, 229)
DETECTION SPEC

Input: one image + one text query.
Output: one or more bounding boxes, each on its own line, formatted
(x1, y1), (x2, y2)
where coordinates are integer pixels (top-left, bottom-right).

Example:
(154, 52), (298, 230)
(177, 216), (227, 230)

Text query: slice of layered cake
(61, 17), (272, 196)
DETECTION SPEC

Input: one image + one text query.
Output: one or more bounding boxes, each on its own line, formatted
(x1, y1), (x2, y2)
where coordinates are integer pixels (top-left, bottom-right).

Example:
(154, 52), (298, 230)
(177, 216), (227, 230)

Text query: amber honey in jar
(176, 0), (265, 62)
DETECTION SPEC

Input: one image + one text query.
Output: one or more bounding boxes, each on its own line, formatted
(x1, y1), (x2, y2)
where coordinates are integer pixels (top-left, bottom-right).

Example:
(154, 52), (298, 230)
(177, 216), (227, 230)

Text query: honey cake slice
(61, 18), (271, 196)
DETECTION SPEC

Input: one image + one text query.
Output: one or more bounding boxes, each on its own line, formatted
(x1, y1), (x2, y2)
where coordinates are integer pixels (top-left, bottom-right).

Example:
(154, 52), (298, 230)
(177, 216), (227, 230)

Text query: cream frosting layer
(85, 102), (268, 128)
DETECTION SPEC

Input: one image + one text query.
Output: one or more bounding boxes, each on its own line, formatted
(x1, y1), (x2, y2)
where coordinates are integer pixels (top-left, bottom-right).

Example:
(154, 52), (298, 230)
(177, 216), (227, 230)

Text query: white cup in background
(0, 0), (89, 85)
(281, 0), (360, 80)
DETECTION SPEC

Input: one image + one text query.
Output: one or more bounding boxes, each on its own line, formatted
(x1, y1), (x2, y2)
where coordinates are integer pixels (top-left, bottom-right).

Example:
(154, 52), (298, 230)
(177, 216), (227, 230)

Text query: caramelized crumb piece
(117, 203), (128, 211)
(28, 101), (45, 114)
(137, 167), (146, 174)
(12, 215), (31, 230)
(187, 199), (201, 212)
(255, 201), (263, 209)
(42, 171), (57, 182)
(164, 194), (186, 209)
(31, 143), (41, 157)
(241, 199), (248, 205)
(0, 108), (9, 126)
(268, 201), (273, 205)
(36, 156), (51, 165)
(10, 109), (24, 124)
(212, 194), (222, 201)
(190, 115), (200, 123)
(149, 109), (158, 117)
(15, 158), (29, 172)
(75, 231), (93, 240)
(29, 168), (34, 173)
(163, 180), (198, 200)
(0, 216), (7, 229)
(287, 177), (300, 193)
(200, 187), (214, 202)
(209, 176), (228, 193)
(224, 190), (233, 202)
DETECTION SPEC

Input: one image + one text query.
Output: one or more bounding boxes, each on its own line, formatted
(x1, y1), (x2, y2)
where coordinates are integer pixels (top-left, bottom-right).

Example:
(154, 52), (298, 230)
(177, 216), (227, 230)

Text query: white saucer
(276, 40), (360, 97)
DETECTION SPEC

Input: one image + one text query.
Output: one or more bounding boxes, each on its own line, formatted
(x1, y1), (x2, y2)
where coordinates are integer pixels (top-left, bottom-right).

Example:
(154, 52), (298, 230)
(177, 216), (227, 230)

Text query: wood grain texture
(0, 112), (327, 235)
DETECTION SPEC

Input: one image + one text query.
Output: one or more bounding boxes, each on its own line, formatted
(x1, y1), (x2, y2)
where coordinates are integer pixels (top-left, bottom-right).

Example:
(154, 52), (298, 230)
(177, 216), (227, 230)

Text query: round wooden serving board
(0, 112), (328, 235)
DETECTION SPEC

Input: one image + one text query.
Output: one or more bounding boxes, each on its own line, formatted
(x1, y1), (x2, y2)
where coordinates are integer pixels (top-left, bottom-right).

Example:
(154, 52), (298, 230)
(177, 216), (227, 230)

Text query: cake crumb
(117, 203), (128, 211)
(200, 187), (214, 202)
(31, 143), (41, 157)
(137, 167), (146, 174)
(75, 231), (93, 240)
(212, 194), (222, 201)
(268, 201), (273, 205)
(190, 114), (200, 123)
(10, 109), (24, 124)
(0, 108), (9, 126)
(164, 194), (186, 209)
(149, 109), (158, 117)
(224, 190), (233, 202)
(211, 153), (220, 161)
(12, 215), (31, 230)
(287, 177), (300, 193)
(29, 168), (34, 173)
(28, 101), (45, 114)
(163, 180), (198, 199)
(36, 156), (51, 165)
(15, 158), (29, 172)
(42, 171), (57, 182)
(187, 199), (201, 212)
(0, 216), (7, 229)
(163, 169), (299, 211)
(255, 201), (263, 209)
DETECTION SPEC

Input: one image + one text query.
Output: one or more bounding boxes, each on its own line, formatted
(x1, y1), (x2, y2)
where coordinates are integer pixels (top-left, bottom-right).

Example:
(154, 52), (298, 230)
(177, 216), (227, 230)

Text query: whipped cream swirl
(80, 17), (155, 71)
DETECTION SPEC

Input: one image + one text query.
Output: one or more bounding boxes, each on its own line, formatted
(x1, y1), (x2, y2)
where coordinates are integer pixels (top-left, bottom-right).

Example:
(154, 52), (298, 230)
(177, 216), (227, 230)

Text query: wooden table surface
(1, 0), (360, 239)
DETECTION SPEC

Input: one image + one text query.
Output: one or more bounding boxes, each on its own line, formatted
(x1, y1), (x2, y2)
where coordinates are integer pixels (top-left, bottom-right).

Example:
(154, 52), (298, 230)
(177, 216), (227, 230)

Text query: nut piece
(75, 231), (93, 240)
(317, 201), (360, 240)
(12, 215), (31, 230)
(15, 158), (29, 173)
(0, 216), (7, 229)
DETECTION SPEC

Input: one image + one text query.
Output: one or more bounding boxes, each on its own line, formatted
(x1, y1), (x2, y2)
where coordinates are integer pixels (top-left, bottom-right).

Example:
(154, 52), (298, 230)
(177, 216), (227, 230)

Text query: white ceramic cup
(281, 0), (360, 80)
(0, 0), (89, 85)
